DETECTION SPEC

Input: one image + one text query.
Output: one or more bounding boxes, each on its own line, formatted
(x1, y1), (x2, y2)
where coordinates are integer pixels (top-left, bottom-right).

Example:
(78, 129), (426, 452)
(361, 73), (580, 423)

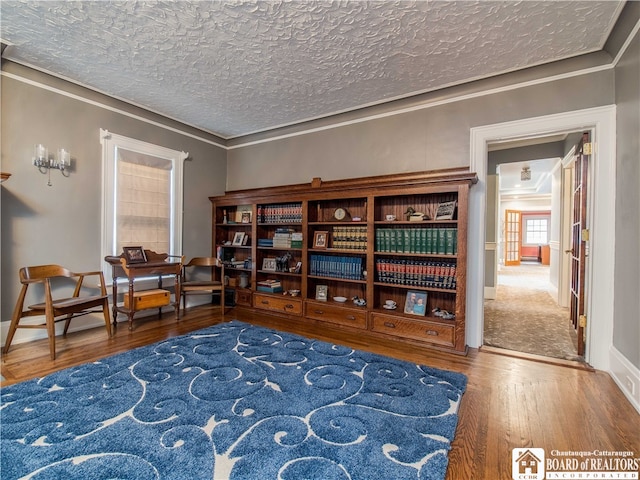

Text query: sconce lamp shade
(32, 144), (71, 186)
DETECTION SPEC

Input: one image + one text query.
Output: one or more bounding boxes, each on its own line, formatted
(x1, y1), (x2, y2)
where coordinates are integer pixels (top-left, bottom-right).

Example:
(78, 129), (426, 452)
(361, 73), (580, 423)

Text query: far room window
(100, 129), (187, 274)
(524, 216), (549, 245)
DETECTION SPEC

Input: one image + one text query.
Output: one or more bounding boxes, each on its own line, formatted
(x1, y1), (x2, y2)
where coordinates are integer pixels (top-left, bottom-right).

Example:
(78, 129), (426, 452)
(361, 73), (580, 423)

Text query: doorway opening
(468, 105), (616, 372)
(481, 131), (589, 362)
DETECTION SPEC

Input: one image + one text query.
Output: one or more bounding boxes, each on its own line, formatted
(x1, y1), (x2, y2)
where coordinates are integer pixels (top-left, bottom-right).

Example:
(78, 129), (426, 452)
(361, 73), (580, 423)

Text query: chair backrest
(185, 257), (218, 268)
(19, 265), (74, 284)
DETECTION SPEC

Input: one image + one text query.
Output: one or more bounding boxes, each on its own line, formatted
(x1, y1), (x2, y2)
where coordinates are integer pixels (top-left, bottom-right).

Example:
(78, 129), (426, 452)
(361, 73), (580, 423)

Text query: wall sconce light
(33, 144), (71, 186)
(521, 166), (531, 181)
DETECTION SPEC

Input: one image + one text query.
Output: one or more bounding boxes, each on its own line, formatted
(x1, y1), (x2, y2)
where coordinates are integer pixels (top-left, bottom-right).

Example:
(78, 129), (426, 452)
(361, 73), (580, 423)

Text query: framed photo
(123, 246), (147, 264)
(232, 232), (245, 246)
(313, 231), (328, 249)
(233, 210), (249, 223)
(435, 200), (457, 220)
(262, 258), (277, 271)
(242, 233), (250, 246)
(404, 290), (427, 316)
(315, 284), (328, 301)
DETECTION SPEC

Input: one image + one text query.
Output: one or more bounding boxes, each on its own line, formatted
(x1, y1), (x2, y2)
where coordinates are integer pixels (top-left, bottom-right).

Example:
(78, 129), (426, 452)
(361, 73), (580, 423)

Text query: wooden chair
(180, 257), (225, 315)
(3, 265), (112, 360)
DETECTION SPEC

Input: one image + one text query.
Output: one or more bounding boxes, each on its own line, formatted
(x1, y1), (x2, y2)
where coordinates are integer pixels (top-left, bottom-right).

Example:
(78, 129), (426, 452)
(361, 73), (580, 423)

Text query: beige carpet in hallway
(483, 263), (582, 361)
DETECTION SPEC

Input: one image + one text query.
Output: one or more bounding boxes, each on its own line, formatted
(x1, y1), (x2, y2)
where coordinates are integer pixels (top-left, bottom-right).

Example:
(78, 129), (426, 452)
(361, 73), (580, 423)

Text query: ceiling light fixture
(521, 166), (531, 181)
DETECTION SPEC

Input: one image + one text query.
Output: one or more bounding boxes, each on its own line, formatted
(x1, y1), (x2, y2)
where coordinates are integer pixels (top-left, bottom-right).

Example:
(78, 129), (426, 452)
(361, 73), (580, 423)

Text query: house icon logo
(512, 448), (545, 480)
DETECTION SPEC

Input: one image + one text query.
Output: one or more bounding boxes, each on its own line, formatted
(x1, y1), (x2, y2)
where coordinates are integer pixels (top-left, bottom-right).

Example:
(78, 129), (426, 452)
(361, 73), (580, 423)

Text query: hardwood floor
(2, 306), (639, 479)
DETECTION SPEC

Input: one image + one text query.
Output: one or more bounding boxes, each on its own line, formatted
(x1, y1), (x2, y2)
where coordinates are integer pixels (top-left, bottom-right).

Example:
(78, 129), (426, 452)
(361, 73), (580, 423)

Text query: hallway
(483, 262), (582, 361)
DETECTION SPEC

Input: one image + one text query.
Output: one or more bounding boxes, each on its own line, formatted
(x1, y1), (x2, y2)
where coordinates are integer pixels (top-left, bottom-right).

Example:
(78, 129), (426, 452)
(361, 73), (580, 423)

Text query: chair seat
(28, 295), (108, 311)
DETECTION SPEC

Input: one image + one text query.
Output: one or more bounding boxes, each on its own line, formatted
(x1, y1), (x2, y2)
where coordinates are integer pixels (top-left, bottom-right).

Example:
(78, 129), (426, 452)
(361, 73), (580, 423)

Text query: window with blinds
(116, 149), (172, 254)
(100, 129), (187, 274)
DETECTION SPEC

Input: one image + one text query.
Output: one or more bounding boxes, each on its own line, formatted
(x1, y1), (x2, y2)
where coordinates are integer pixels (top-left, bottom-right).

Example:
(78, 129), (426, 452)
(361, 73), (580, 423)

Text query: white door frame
(468, 105), (616, 371)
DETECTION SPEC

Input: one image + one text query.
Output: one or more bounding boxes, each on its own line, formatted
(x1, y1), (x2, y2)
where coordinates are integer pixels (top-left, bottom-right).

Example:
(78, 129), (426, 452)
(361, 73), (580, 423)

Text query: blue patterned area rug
(1, 320), (467, 480)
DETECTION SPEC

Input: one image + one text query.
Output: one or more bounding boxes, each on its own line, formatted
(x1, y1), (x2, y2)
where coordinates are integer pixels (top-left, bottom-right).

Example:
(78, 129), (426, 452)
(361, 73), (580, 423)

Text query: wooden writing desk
(105, 251), (183, 331)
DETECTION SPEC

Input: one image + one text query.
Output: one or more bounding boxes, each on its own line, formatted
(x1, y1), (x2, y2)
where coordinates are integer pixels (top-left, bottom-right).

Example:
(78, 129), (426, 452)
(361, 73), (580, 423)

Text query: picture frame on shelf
(313, 231), (328, 249)
(242, 234), (250, 246)
(404, 290), (427, 316)
(122, 246), (147, 264)
(232, 232), (245, 246)
(241, 211), (252, 224)
(435, 200), (456, 220)
(262, 258), (277, 271)
(315, 284), (328, 301)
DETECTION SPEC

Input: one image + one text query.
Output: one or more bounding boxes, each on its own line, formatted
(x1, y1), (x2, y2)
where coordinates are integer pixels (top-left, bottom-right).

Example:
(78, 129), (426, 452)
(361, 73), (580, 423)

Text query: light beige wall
(0, 63), (227, 325)
(614, 29), (640, 367)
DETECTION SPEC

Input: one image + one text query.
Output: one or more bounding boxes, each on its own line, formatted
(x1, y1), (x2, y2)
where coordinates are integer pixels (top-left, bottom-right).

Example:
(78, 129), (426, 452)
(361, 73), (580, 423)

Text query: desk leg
(127, 281), (135, 330)
(174, 274), (181, 321)
(111, 275), (118, 325)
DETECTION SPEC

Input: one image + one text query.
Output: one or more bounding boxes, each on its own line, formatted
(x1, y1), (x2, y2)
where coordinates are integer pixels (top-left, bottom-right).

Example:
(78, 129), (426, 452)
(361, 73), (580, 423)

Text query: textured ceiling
(0, 1), (624, 139)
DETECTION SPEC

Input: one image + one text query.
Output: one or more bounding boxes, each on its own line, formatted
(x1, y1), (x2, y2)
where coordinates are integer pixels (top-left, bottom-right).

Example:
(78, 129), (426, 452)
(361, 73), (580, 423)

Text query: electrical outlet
(625, 376), (636, 396)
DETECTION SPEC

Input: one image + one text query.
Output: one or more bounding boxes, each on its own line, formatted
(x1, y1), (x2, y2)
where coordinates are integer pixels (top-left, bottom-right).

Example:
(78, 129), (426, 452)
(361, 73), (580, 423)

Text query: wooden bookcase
(210, 168), (477, 354)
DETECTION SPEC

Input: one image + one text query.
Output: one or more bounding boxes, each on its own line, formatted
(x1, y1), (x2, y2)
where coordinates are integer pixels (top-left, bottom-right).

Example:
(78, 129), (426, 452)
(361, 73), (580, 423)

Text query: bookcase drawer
(124, 289), (170, 311)
(370, 313), (454, 347)
(235, 289), (252, 306)
(304, 301), (367, 329)
(254, 293), (302, 315)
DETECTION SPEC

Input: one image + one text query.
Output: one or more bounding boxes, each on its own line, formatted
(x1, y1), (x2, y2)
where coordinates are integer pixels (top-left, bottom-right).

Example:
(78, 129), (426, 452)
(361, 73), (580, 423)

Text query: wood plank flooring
(2, 306), (639, 479)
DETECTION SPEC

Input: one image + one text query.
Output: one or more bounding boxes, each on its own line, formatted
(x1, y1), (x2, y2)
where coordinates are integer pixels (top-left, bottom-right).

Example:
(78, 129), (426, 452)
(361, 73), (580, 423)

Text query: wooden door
(504, 209), (521, 266)
(569, 133), (589, 356)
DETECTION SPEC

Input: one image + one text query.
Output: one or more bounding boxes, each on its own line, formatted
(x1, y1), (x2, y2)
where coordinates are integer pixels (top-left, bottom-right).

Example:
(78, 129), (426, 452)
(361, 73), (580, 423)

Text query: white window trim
(522, 215), (550, 246)
(100, 129), (188, 277)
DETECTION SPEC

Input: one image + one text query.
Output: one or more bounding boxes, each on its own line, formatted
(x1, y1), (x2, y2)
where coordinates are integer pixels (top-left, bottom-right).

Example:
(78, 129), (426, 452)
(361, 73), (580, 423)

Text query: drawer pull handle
(261, 300), (269, 305)
(384, 322), (396, 328)
(285, 304), (294, 309)
(346, 315), (356, 321)
(426, 330), (439, 336)
(314, 310), (324, 315)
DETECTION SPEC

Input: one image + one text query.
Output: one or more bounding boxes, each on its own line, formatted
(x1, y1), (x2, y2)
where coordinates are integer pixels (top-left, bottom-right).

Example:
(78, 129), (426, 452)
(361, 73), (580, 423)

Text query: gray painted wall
(484, 174), (497, 290)
(614, 29), (640, 367)
(227, 71), (614, 190)
(1, 63), (227, 327)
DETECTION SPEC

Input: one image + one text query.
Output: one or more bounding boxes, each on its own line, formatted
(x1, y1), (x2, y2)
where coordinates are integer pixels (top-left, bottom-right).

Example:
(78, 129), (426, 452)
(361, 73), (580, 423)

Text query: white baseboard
(0, 313), (108, 348)
(0, 307), (171, 349)
(484, 286), (496, 300)
(609, 346), (640, 414)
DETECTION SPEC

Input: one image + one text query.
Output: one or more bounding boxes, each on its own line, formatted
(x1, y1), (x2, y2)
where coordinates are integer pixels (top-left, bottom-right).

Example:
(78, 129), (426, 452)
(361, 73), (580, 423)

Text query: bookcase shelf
(210, 168), (476, 354)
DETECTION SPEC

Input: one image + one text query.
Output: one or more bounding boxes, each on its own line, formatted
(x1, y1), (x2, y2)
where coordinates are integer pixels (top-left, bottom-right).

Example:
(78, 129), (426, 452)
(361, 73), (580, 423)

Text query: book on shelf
(258, 203), (303, 224)
(310, 254), (363, 280)
(375, 258), (457, 290)
(331, 226), (367, 251)
(256, 279), (283, 293)
(375, 227), (458, 255)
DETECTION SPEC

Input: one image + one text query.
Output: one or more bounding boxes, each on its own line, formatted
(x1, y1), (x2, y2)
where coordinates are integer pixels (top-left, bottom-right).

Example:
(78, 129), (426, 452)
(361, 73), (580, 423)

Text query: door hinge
(579, 315), (587, 328)
(583, 142), (592, 155)
(582, 229), (590, 241)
